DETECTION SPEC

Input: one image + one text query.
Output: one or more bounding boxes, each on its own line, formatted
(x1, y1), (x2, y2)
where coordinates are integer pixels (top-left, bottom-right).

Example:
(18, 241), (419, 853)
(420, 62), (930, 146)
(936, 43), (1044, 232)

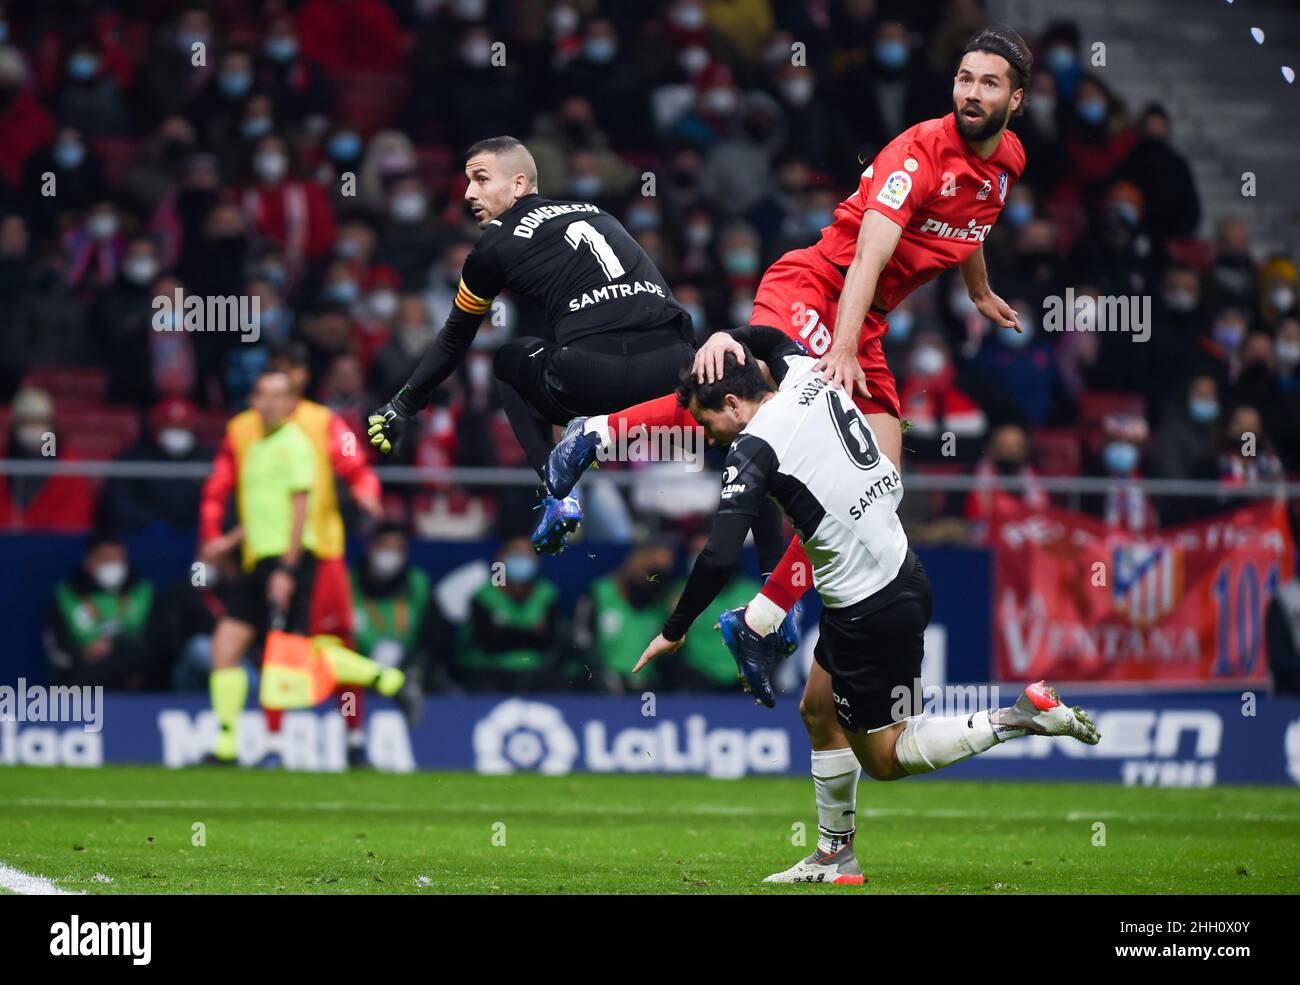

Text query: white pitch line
(7, 797), (1296, 823)
(0, 861), (81, 895)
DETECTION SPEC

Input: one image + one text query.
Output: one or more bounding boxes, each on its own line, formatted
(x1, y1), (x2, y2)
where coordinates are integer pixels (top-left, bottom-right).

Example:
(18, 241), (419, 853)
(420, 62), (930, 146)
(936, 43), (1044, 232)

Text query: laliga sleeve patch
(875, 170), (912, 210)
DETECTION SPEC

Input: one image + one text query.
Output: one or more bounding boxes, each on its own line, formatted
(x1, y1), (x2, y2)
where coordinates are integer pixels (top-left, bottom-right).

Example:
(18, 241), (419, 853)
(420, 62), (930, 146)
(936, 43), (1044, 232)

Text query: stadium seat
(1032, 427), (1082, 476)
(62, 406), (140, 456)
(20, 367), (108, 408)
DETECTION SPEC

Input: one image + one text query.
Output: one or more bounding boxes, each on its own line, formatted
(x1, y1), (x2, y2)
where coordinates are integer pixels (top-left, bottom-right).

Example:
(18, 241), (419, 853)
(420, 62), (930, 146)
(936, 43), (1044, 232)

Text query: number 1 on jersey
(565, 219), (626, 280)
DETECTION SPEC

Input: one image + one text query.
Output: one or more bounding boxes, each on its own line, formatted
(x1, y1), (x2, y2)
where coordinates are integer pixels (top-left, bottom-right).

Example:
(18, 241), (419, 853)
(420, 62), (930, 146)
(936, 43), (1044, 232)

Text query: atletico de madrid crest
(998, 171), (1008, 203)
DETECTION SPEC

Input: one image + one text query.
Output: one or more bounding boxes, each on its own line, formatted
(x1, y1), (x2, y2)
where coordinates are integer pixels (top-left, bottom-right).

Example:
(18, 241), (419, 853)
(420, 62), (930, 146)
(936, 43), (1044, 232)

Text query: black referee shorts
(493, 316), (696, 426)
(225, 552), (318, 642)
(813, 550), (934, 734)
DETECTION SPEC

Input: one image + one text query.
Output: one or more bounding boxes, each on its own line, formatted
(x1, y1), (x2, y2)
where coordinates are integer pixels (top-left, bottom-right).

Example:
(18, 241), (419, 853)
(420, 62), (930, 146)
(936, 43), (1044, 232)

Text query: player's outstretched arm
(958, 244), (1020, 330)
(815, 208), (903, 397)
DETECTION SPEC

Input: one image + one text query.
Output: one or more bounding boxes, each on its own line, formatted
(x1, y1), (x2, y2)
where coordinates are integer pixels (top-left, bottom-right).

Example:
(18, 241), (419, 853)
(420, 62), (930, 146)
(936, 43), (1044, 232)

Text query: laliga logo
(473, 699), (579, 775)
(1286, 718), (1300, 786)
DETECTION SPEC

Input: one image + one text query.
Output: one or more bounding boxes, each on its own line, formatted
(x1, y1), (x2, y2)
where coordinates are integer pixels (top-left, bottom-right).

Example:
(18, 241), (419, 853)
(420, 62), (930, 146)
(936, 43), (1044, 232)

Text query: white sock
(894, 710), (1005, 775)
(744, 593), (788, 636)
(582, 415), (612, 452)
(812, 747), (859, 852)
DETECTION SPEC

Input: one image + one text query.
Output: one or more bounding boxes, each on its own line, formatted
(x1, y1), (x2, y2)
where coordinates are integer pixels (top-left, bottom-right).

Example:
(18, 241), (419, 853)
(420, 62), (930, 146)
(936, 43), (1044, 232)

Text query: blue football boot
(531, 492), (583, 554)
(776, 600), (803, 656)
(545, 417), (600, 499)
(717, 606), (787, 708)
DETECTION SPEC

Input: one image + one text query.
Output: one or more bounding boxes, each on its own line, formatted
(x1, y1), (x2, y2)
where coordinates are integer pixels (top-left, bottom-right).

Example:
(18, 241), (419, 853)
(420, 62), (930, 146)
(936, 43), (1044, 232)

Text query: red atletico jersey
(815, 113), (1026, 312)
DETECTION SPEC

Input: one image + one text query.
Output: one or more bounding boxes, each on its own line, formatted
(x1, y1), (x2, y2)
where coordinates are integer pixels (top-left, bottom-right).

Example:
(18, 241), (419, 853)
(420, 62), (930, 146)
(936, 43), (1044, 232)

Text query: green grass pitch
(2, 766), (1297, 894)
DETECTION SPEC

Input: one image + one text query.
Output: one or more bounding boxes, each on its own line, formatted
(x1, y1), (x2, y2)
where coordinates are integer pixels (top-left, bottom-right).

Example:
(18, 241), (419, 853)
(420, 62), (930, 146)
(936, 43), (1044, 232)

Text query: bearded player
(546, 27), (1032, 882)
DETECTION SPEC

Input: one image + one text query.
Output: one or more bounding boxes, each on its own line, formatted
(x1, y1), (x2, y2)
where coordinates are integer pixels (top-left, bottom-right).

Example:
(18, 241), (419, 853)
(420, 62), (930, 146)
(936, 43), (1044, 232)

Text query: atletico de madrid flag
(991, 502), (1295, 685)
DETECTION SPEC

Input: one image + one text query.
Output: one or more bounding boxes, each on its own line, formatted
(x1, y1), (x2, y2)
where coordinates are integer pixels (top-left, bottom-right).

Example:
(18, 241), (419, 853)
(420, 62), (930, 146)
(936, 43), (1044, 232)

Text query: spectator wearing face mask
(43, 529), (158, 689)
(965, 423), (1049, 541)
(1056, 75), (1136, 253)
(843, 20), (948, 155)
(89, 234), (161, 406)
(374, 174), (442, 288)
(99, 396), (210, 532)
(258, 12), (336, 125)
(1198, 304), (1251, 390)
(62, 200), (126, 292)
(241, 133), (337, 287)
(22, 124), (110, 242)
(553, 19), (653, 151)
(0, 387), (96, 530)
(1258, 256), (1298, 332)
(572, 543), (675, 693)
(1150, 375), (1222, 523)
(899, 331), (988, 463)
(455, 537), (562, 692)
(350, 521), (432, 708)
(1084, 413), (1157, 532)
(971, 299), (1058, 427)
(52, 37), (131, 137)
(1205, 217), (1258, 312)
(1150, 265), (1212, 391)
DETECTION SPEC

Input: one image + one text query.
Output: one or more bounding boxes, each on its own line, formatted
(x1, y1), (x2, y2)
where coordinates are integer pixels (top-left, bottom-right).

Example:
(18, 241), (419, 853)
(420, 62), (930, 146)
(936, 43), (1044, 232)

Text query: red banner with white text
(991, 501), (1295, 685)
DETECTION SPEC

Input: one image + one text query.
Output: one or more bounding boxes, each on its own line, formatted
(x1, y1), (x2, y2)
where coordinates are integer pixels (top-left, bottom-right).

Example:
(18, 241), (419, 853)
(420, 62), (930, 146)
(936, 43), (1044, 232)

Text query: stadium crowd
(1, 0), (1297, 690)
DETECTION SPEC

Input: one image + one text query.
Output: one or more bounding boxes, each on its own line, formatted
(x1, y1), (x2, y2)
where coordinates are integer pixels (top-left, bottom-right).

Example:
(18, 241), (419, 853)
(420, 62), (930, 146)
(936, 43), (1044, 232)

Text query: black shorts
(813, 550), (933, 733)
(493, 315), (696, 425)
(225, 552), (318, 641)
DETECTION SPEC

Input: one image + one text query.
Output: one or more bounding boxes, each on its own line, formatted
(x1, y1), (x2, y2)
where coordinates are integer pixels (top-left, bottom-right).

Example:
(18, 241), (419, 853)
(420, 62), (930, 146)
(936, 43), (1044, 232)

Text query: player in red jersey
(546, 27), (1033, 882)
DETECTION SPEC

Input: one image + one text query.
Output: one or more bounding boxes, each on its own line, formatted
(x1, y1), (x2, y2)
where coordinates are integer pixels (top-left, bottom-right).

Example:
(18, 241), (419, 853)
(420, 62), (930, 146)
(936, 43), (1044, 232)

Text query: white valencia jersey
(717, 351), (908, 608)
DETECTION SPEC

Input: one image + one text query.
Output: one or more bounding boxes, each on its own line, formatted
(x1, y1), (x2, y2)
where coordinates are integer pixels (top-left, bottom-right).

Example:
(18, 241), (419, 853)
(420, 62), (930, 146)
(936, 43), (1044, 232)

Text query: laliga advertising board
(991, 502), (1295, 685)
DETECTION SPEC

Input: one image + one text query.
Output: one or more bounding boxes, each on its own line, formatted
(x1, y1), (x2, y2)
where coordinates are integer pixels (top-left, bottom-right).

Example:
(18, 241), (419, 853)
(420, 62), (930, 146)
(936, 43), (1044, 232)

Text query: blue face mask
(67, 53), (99, 81)
(584, 38), (617, 63)
(1005, 200), (1033, 227)
(328, 132), (362, 161)
(54, 140), (85, 170)
(1077, 99), (1107, 125)
(241, 116), (272, 141)
(570, 174), (602, 198)
(1188, 397), (1219, 424)
(627, 209), (660, 232)
(682, 304), (706, 334)
(503, 554), (538, 583)
(875, 39), (909, 70)
(264, 37), (298, 62)
(806, 210), (834, 233)
(219, 71), (252, 99)
(724, 250), (758, 277)
(1001, 323), (1034, 348)
(1046, 46), (1076, 74)
(1103, 440), (1139, 475)
(888, 309), (914, 342)
(324, 281), (359, 304)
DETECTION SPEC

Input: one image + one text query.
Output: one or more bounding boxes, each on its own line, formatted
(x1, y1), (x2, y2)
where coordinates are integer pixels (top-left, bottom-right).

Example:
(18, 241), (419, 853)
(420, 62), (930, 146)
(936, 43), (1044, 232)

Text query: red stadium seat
(61, 406), (139, 456)
(20, 367), (108, 408)
(336, 71), (410, 137)
(1032, 427), (1081, 476)
(193, 410), (229, 450)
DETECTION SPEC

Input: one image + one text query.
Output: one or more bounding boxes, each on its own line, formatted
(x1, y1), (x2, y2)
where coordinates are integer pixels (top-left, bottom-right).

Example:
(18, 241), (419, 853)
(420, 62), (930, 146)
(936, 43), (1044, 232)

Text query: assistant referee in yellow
(199, 368), (319, 764)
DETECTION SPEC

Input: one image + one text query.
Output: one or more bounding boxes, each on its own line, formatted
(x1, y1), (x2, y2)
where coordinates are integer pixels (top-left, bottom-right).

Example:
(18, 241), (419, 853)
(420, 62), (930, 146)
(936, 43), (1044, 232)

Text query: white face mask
(123, 255), (159, 286)
(368, 290), (399, 321)
(158, 427), (195, 457)
(370, 549), (405, 579)
(87, 213), (118, 240)
(255, 152), (288, 183)
(910, 346), (947, 378)
(93, 561), (128, 591)
(391, 193), (427, 223)
(1276, 339), (1300, 368)
(16, 424), (48, 454)
(1269, 286), (1296, 312)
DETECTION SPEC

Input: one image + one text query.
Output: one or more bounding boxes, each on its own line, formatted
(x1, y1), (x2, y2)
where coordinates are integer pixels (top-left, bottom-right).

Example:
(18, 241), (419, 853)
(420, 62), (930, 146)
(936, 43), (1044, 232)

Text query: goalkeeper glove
(367, 388), (416, 454)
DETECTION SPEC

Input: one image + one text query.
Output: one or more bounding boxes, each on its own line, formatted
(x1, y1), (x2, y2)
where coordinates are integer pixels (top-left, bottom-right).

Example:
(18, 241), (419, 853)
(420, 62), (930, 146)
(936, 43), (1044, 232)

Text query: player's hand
(367, 401), (411, 455)
(971, 290), (1021, 331)
(267, 569), (294, 613)
(199, 528), (242, 567)
(813, 345), (871, 399)
(633, 633), (684, 673)
(692, 332), (744, 383)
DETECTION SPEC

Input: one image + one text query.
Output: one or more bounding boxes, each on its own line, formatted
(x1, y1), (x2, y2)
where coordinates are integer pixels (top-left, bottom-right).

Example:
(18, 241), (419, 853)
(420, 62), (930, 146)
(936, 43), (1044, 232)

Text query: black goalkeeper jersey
(458, 194), (688, 345)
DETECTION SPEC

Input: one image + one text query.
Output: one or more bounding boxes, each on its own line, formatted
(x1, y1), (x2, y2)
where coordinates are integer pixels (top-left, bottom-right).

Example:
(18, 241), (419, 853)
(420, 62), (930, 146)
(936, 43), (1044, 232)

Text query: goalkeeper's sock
(893, 711), (1000, 775)
(316, 640), (405, 697)
(210, 666), (249, 761)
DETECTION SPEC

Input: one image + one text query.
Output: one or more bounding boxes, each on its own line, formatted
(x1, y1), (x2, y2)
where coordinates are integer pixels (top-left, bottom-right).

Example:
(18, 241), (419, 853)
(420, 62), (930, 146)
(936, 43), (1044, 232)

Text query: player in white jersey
(634, 329), (1101, 885)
